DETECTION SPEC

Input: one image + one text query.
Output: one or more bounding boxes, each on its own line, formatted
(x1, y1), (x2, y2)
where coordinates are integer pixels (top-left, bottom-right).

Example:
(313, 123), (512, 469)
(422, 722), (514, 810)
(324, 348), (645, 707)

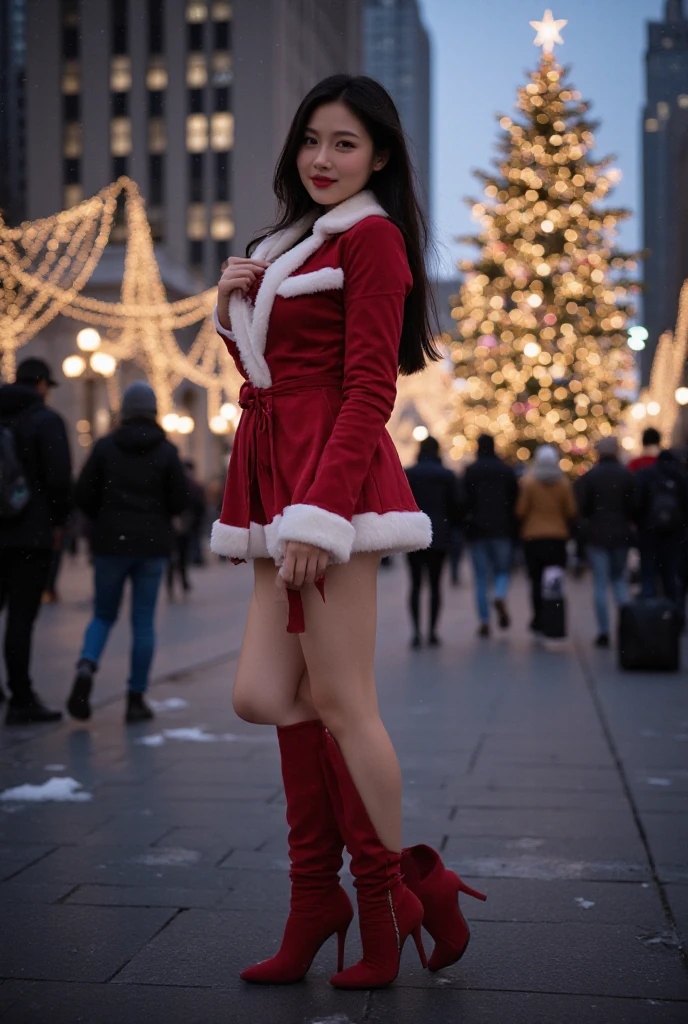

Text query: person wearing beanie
(462, 433), (518, 637)
(628, 427), (661, 473)
(575, 436), (635, 647)
(516, 445), (577, 633)
(68, 381), (189, 723)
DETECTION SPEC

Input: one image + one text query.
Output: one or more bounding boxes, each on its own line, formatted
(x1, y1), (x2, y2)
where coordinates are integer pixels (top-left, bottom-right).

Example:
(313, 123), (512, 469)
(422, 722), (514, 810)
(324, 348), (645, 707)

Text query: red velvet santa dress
(210, 190), (431, 627)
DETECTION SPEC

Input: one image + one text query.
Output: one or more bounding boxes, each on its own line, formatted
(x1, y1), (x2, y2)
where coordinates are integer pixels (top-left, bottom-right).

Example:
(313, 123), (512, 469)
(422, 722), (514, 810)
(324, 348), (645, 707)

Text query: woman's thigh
(299, 553), (380, 725)
(233, 558), (307, 723)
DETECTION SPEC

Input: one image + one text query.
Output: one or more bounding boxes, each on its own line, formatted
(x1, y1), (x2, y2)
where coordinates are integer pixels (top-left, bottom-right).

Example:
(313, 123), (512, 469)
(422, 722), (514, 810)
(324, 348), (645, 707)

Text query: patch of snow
(0, 777), (92, 803)
(133, 848), (200, 867)
(507, 837), (545, 850)
(646, 777), (671, 787)
(640, 729), (659, 738)
(149, 698), (189, 711)
(44, 764), (65, 771)
(137, 734), (165, 747)
(574, 897), (595, 910)
(136, 727), (275, 747)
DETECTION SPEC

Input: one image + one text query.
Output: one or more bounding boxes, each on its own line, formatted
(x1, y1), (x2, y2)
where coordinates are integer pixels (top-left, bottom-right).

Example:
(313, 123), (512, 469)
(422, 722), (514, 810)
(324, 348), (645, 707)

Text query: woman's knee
(311, 686), (378, 739)
(232, 678), (314, 726)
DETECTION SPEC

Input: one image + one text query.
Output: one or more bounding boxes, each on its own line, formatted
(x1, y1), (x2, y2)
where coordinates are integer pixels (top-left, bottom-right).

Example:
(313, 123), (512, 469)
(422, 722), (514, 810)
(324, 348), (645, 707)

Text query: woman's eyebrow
(304, 128), (360, 139)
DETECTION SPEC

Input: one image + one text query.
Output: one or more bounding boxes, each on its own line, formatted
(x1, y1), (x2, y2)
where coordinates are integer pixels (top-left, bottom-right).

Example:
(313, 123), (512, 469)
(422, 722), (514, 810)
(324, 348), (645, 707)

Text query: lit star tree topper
(530, 9), (568, 54)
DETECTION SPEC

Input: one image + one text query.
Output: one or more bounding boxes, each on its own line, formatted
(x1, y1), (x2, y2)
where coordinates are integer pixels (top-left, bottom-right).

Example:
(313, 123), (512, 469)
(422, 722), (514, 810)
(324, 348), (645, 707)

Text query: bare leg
(300, 553), (402, 853)
(232, 559), (317, 726)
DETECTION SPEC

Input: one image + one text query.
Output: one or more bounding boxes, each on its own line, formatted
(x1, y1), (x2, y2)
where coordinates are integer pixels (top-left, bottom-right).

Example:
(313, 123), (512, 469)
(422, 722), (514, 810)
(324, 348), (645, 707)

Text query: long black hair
(248, 75), (440, 376)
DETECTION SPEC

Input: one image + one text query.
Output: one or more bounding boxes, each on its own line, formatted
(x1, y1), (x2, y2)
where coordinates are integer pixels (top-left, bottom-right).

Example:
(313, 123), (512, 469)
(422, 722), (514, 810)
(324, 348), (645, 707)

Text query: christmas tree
(449, 25), (638, 472)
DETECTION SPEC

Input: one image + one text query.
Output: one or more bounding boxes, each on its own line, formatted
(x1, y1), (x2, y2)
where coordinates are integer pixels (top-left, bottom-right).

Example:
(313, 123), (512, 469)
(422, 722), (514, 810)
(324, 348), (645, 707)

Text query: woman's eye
(303, 136), (317, 146)
(337, 141), (354, 149)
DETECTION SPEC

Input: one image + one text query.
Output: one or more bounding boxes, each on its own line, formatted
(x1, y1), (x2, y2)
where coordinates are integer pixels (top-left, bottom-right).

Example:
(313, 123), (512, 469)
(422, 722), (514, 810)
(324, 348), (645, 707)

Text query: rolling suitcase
(617, 599), (681, 671)
(540, 565), (566, 639)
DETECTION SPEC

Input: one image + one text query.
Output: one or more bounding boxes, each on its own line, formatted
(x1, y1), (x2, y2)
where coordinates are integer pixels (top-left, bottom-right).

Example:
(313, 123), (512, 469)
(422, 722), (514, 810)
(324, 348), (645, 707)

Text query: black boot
(126, 691), (154, 724)
(67, 659), (96, 721)
(5, 692), (63, 725)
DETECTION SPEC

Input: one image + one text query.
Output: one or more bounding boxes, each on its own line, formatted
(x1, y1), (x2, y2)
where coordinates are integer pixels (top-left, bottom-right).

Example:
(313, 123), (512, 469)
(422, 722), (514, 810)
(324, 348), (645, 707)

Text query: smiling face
(296, 100), (388, 207)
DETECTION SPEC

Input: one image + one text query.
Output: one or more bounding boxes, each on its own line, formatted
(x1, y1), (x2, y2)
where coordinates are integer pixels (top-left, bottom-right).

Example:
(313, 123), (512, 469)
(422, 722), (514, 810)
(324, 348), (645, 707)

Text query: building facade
(1, 0), (361, 281)
(362, 0), (431, 216)
(642, 0), (688, 380)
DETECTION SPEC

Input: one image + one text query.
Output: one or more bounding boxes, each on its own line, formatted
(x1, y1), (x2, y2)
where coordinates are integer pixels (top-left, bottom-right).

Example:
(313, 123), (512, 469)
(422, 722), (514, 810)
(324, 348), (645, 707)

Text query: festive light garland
(0, 178), (242, 431)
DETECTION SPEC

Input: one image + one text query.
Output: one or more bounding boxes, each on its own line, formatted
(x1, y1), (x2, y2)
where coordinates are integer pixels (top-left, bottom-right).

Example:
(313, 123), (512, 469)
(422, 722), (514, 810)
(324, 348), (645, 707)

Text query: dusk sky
(417, 0), (666, 277)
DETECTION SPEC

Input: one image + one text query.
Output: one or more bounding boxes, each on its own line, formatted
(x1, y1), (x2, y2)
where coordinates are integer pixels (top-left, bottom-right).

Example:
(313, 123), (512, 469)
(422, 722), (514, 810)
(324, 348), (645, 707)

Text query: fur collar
(227, 191), (388, 388)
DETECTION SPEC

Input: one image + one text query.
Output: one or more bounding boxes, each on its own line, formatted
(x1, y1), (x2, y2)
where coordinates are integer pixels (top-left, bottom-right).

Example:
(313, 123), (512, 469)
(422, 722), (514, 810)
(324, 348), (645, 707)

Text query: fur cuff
(278, 504), (356, 564)
(352, 511), (432, 555)
(210, 520), (249, 558)
(212, 305), (237, 343)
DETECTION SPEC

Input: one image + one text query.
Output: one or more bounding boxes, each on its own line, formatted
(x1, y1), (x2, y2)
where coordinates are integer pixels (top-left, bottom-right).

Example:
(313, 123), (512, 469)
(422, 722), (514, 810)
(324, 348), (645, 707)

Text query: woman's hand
(217, 257), (270, 328)
(280, 540), (329, 589)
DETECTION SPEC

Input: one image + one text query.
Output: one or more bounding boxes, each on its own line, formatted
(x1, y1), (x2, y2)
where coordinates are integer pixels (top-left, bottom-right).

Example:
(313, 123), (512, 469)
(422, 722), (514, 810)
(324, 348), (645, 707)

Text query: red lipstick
(312, 176), (336, 189)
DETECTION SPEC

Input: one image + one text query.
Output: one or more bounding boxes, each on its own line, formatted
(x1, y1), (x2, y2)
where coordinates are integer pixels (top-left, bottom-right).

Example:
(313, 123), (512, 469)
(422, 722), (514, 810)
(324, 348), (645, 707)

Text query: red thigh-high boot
(240, 720), (353, 984)
(401, 844), (486, 972)
(321, 730), (427, 989)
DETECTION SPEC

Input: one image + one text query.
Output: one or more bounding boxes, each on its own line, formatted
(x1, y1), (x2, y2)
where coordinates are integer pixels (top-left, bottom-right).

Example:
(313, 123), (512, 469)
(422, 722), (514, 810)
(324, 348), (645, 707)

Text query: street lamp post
(62, 329), (117, 448)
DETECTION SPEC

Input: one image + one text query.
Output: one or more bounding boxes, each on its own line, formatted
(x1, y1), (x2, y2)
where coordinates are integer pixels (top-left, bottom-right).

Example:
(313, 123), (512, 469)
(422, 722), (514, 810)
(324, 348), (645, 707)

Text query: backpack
(0, 423), (31, 518)
(647, 475), (683, 534)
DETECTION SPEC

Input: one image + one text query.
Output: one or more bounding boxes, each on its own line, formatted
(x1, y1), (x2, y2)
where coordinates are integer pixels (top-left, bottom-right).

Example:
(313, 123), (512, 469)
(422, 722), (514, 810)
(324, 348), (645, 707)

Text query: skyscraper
(0, 0), (361, 283)
(363, 0), (431, 216)
(642, 0), (688, 379)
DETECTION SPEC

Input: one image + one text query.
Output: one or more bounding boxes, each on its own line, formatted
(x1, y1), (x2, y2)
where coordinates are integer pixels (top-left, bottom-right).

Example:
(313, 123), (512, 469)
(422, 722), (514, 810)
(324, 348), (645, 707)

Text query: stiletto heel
(402, 844), (487, 973)
(452, 872), (486, 902)
(411, 924), (428, 968)
(336, 925), (348, 973)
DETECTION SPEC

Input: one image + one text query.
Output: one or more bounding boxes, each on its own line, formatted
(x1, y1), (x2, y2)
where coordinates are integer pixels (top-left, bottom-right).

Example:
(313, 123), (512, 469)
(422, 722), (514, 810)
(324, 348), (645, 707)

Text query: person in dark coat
(67, 382), (189, 723)
(634, 448), (688, 618)
(575, 436), (635, 647)
(404, 435), (462, 647)
(0, 358), (72, 724)
(166, 460), (207, 598)
(463, 434), (518, 637)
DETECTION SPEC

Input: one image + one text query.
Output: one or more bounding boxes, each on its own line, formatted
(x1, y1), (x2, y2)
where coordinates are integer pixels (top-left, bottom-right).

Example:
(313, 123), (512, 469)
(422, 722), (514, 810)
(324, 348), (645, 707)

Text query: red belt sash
(237, 375), (342, 634)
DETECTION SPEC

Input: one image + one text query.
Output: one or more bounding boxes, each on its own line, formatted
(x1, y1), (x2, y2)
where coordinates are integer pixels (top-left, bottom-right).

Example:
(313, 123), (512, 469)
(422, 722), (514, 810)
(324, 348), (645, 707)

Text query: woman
(211, 75), (485, 989)
(516, 444), (577, 632)
(67, 382), (188, 723)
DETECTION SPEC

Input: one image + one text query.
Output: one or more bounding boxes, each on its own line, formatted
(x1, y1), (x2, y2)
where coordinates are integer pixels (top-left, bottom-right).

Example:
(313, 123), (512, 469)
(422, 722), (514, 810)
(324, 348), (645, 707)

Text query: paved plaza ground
(1, 555), (687, 1023)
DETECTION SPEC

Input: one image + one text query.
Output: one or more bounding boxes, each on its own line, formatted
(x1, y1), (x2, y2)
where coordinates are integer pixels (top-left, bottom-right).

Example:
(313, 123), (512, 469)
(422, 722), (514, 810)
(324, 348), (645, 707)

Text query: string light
(0, 178), (242, 428)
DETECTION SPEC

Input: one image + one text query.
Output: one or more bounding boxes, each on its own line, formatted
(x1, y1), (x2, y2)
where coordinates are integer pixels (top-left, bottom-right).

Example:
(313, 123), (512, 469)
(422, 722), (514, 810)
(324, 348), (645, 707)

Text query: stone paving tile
(442, 833), (650, 879)
(0, 980), (369, 1024)
(366, 988), (688, 1024)
(0, 904), (175, 983)
(665, 884), (688, 945)
(0, 880), (75, 904)
(64, 883), (233, 909)
(445, 806), (639, 840)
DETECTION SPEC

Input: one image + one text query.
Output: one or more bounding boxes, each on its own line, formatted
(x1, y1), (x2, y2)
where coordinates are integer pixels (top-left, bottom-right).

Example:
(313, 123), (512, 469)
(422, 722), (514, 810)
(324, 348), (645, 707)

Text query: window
(188, 23), (204, 50)
(186, 2), (208, 21)
(148, 0), (164, 53)
(63, 93), (80, 120)
(148, 90), (164, 117)
(61, 62), (81, 94)
(149, 154), (164, 205)
(146, 58), (168, 90)
(216, 239), (230, 266)
(215, 151), (231, 200)
(211, 2), (232, 18)
(188, 89), (205, 114)
(211, 112), (233, 151)
(112, 0), (128, 55)
(214, 19), (230, 49)
(211, 202), (233, 239)
(110, 55), (132, 91)
(111, 92), (129, 117)
(189, 153), (204, 202)
(112, 156), (128, 179)
(63, 122), (83, 158)
(187, 203), (207, 239)
(111, 117), (132, 156)
(148, 118), (166, 153)
(212, 51), (233, 86)
(214, 86), (230, 111)
(64, 183), (83, 209)
(63, 157), (80, 184)
(62, 25), (79, 59)
(186, 114), (208, 152)
(187, 53), (207, 88)
(189, 240), (204, 266)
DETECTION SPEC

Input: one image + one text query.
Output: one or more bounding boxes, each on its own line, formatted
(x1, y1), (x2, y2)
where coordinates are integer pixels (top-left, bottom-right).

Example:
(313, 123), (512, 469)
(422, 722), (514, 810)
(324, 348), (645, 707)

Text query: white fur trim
(212, 306), (238, 344)
(210, 520), (250, 558)
(350, 511), (432, 555)
(277, 267), (344, 298)
(229, 191), (388, 388)
(279, 504), (356, 564)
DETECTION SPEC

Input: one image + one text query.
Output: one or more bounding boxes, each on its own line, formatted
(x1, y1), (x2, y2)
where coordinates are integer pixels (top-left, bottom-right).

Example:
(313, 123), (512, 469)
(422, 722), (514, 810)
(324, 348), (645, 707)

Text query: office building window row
(61, 0), (82, 209)
(146, 2), (166, 237)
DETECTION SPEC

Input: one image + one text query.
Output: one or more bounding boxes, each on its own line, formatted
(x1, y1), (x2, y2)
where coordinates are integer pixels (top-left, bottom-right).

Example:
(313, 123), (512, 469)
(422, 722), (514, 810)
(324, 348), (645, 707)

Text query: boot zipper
(387, 890), (401, 952)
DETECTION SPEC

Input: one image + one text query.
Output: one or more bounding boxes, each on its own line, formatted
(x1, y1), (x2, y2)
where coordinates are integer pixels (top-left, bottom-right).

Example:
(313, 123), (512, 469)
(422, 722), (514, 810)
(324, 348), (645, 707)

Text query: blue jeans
(586, 546), (629, 636)
(469, 538), (512, 624)
(81, 556), (166, 693)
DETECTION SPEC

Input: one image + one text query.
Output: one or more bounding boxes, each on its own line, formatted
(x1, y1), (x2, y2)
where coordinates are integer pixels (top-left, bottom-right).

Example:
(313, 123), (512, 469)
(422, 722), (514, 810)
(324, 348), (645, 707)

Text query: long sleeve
(75, 443), (104, 519)
(37, 411), (72, 527)
(279, 218), (412, 561)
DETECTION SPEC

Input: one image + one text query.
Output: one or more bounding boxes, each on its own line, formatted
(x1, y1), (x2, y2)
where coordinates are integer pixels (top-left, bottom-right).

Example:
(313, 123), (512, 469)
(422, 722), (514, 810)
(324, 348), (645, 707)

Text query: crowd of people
(0, 359), (209, 726)
(404, 427), (688, 649)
